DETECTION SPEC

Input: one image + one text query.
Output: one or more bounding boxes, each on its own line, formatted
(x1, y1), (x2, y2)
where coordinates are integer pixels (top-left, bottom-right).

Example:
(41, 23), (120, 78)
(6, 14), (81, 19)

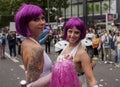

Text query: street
(0, 45), (120, 87)
(0, 0), (120, 87)
(94, 61), (120, 87)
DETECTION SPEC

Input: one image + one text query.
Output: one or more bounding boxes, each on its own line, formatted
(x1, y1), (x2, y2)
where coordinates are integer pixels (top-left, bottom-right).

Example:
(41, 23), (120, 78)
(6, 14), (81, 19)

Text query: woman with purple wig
(15, 4), (53, 87)
(50, 17), (98, 87)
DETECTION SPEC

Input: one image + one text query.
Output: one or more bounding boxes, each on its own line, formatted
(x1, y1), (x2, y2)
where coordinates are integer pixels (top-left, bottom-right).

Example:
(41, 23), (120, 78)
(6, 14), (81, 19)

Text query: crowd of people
(1, 3), (120, 87)
(0, 31), (6, 59)
(0, 30), (24, 59)
(82, 26), (120, 65)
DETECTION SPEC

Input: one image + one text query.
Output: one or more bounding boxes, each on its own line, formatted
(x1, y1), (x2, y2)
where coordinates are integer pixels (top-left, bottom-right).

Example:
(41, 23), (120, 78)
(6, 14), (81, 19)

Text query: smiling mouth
(38, 26), (44, 29)
(70, 38), (75, 41)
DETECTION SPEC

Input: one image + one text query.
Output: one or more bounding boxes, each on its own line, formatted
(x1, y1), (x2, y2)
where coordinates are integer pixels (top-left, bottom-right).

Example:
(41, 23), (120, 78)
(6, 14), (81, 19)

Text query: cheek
(66, 33), (71, 38)
(78, 34), (81, 39)
(74, 34), (81, 42)
(28, 23), (37, 33)
(78, 34), (81, 38)
(28, 22), (35, 29)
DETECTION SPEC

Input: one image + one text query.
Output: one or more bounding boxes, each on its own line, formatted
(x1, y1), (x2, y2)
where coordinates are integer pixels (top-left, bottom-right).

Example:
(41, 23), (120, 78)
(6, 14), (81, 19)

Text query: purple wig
(50, 60), (80, 87)
(14, 4), (45, 37)
(64, 17), (86, 41)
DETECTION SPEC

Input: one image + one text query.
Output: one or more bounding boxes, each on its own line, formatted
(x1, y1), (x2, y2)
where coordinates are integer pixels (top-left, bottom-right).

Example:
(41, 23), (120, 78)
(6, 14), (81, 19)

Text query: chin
(69, 39), (77, 42)
(69, 40), (75, 44)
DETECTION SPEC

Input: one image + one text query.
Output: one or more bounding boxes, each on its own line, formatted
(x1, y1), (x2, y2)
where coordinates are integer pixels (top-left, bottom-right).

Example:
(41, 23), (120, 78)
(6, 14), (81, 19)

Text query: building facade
(61, 0), (120, 28)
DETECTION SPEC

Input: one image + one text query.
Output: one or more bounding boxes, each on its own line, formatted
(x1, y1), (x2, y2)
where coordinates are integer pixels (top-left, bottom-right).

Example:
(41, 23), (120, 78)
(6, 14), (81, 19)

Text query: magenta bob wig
(14, 4), (45, 37)
(63, 17), (86, 41)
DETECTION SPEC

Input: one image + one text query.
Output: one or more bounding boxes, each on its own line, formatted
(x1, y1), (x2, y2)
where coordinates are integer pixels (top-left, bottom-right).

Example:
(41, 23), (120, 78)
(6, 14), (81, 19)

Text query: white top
(57, 41), (81, 62)
(57, 41), (88, 87)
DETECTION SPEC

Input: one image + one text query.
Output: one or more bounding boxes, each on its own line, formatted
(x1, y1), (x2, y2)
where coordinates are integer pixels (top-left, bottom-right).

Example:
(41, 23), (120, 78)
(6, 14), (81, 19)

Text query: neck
(69, 40), (80, 46)
(30, 36), (39, 42)
(68, 42), (78, 48)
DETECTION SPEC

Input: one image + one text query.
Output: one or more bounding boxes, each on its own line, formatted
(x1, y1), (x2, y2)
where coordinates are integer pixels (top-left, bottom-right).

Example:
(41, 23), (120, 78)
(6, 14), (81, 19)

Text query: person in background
(101, 31), (111, 63)
(16, 34), (22, 55)
(0, 32), (3, 59)
(114, 31), (120, 63)
(39, 25), (52, 45)
(111, 23), (118, 32)
(92, 34), (100, 58)
(1, 33), (6, 59)
(39, 29), (50, 44)
(15, 4), (53, 87)
(85, 28), (95, 59)
(7, 31), (17, 58)
(51, 17), (98, 87)
(45, 34), (53, 54)
(53, 30), (59, 44)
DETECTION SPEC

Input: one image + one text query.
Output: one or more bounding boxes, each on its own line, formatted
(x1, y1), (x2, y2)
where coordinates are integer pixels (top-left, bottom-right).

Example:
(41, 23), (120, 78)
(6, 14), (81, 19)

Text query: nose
(71, 32), (75, 37)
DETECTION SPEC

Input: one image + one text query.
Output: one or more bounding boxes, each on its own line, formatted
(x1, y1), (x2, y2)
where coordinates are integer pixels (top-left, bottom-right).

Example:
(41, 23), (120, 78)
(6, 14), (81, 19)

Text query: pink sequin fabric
(50, 59), (80, 87)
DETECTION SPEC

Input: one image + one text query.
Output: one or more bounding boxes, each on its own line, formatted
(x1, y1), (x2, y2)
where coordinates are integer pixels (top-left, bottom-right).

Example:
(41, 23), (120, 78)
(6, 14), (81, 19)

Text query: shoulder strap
(60, 43), (68, 55)
(70, 41), (81, 57)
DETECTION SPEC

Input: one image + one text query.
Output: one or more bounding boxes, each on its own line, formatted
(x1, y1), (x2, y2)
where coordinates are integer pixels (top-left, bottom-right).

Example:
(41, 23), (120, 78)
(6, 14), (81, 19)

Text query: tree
(103, 3), (109, 11)
(94, 4), (100, 12)
(88, 4), (92, 14)
(47, 0), (69, 22)
(0, 0), (69, 28)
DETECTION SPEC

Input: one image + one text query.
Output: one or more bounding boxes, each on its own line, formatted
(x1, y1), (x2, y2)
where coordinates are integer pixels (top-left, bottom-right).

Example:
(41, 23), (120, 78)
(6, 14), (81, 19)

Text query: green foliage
(94, 4), (100, 12)
(88, 4), (92, 14)
(0, 0), (69, 28)
(103, 3), (109, 10)
(0, 0), (69, 16)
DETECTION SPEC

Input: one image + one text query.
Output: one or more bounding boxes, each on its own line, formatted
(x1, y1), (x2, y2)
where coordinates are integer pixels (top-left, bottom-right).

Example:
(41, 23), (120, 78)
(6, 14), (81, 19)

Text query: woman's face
(67, 26), (81, 44)
(28, 15), (46, 36)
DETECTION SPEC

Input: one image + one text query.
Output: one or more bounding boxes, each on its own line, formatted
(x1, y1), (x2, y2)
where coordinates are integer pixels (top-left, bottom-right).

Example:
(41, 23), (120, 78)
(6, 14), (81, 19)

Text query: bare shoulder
(21, 39), (44, 60)
(75, 44), (92, 73)
(76, 45), (90, 62)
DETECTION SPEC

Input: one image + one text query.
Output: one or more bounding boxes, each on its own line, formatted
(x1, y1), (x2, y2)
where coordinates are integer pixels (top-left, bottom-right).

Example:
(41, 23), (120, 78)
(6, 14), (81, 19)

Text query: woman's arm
(78, 49), (97, 87)
(28, 73), (52, 87)
(39, 34), (49, 44)
(22, 45), (44, 83)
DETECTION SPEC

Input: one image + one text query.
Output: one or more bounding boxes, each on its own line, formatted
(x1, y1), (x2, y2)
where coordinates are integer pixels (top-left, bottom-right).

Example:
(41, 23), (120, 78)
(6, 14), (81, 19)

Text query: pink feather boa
(50, 59), (81, 87)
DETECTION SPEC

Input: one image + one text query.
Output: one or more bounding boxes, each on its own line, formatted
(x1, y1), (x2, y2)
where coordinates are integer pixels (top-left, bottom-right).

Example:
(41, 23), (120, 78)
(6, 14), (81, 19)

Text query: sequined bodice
(57, 41), (81, 62)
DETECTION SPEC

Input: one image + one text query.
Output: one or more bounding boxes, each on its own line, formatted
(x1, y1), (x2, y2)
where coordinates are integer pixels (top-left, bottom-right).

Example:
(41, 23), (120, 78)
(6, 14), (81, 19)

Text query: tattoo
(27, 46), (44, 83)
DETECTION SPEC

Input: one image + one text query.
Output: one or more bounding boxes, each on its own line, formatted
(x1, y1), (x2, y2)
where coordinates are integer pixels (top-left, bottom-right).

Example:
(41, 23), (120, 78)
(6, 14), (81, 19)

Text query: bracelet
(93, 85), (98, 87)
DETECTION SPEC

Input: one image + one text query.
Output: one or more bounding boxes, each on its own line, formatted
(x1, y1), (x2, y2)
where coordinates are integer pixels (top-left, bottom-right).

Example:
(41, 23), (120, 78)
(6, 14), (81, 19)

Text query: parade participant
(39, 29), (50, 44)
(92, 34), (100, 58)
(51, 17), (98, 87)
(39, 25), (52, 45)
(0, 32), (3, 59)
(15, 4), (53, 87)
(1, 33), (6, 59)
(7, 31), (17, 58)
